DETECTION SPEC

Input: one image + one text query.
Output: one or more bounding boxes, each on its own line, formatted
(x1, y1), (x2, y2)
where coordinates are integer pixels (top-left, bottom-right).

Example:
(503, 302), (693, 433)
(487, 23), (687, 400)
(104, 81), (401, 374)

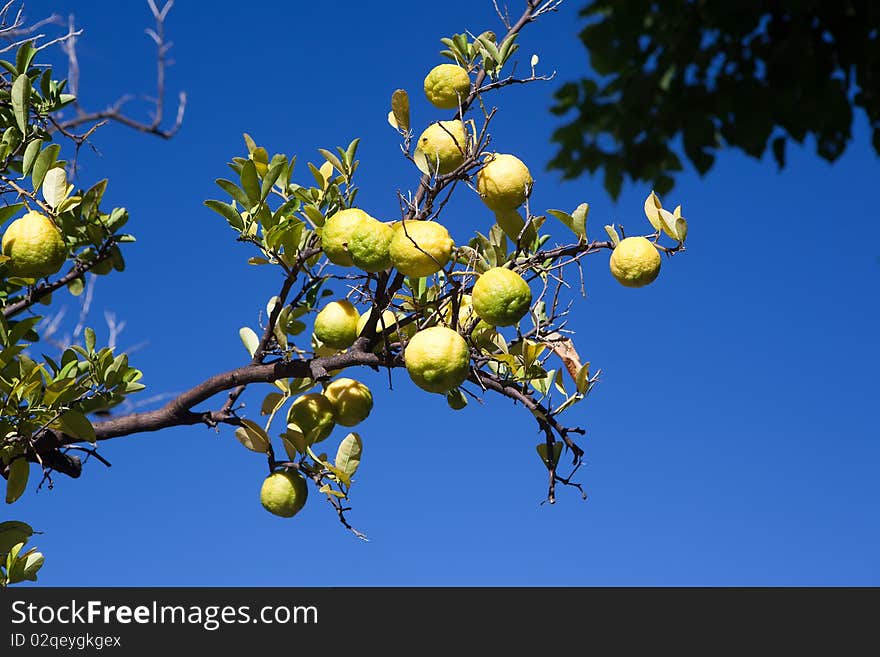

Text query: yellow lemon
(321, 208), (374, 266)
(476, 153), (533, 211)
(1, 211), (67, 278)
(260, 470), (308, 518)
(313, 300), (360, 349)
(287, 393), (336, 444)
(404, 326), (470, 394)
(389, 221), (454, 278)
(323, 378), (373, 427)
(416, 120), (467, 175)
(423, 64), (471, 109)
(472, 267), (532, 327)
(349, 218), (394, 273)
(609, 236), (661, 288)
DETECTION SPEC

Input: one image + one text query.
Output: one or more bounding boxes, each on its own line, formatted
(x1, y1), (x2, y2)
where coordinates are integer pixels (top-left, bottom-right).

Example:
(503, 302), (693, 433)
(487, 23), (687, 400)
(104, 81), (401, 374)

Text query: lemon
(287, 393), (336, 444)
(389, 221), (454, 278)
(404, 326), (470, 394)
(260, 470), (308, 518)
(441, 293), (477, 328)
(476, 153), (533, 211)
(321, 208), (374, 266)
(494, 208), (537, 247)
(323, 378), (373, 427)
(424, 64), (471, 109)
(416, 120), (467, 175)
(472, 267), (532, 327)
(349, 218), (394, 273)
(609, 236), (661, 288)
(357, 308), (412, 343)
(1, 211), (67, 278)
(313, 300), (360, 349)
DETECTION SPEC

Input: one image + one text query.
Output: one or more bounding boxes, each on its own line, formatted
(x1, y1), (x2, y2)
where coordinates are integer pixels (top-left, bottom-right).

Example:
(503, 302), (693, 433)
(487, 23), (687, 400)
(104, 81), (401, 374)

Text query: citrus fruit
(472, 267), (532, 327)
(357, 308), (412, 343)
(494, 208), (537, 247)
(423, 64), (471, 109)
(609, 236), (661, 288)
(476, 153), (533, 211)
(349, 218), (394, 273)
(321, 208), (374, 266)
(416, 120), (467, 175)
(260, 470), (308, 518)
(323, 378), (373, 427)
(389, 221), (454, 277)
(404, 326), (471, 393)
(313, 300), (360, 349)
(1, 211), (67, 278)
(287, 393), (336, 444)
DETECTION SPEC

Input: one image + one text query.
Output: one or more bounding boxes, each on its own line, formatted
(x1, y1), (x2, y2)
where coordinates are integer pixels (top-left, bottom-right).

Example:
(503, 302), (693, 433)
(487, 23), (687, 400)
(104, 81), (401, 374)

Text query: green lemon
(349, 218), (394, 273)
(404, 326), (470, 394)
(423, 64), (471, 109)
(476, 153), (533, 211)
(323, 378), (373, 427)
(287, 393), (336, 444)
(321, 208), (374, 266)
(389, 221), (454, 278)
(416, 120), (467, 175)
(609, 236), (661, 288)
(472, 267), (532, 327)
(260, 470), (308, 518)
(1, 211), (67, 278)
(313, 300), (360, 349)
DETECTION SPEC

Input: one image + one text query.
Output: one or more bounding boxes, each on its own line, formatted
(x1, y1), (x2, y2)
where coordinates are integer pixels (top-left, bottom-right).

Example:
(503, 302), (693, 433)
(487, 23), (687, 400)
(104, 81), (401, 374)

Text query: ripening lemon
(609, 236), (661, 288)
(389, 221), (454, 278)
(416, 120), (467, 175)
(313, 300), (360, 349)
(323, 378), (373, 427)
(404, 326), (471, 394)
(423, 64), (471, 109)
(349, 218), (394, 273)
(321, 208), (374, 266)
(476, 153), (533, 211)
(260, 470), (308, 518)
(472, 267), (532, 327)
(1, 211), (67, 278)
(287, 393), (336, 444)
(494, 208), (537, 247)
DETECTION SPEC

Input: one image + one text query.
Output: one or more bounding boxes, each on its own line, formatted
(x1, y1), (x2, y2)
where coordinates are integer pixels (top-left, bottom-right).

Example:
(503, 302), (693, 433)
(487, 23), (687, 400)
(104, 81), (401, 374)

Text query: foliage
(549, 1), (880, 197)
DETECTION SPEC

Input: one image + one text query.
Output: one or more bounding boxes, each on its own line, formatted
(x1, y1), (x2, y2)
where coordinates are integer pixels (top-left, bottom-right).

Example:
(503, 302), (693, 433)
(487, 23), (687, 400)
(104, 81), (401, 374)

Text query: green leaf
(575, 362), (591, 394)
(31, 143), (60, 191)
(536, 442), (563, 470)
(84, 327), (96, 354)
(11, 74), (30, 134)
(239, 159), (261, 205)
(334, 432), (362, 479)
(0, 203), (24, 226)
(21, 139), (42, 174)
(261, 392), (285, 415)
(317, 148), (345, 174)
(239, 327), (259, 357)
(5, 459), (28, 504)
(204, 200), (243, 230)
(234, 419), (270, 453)
(0, 521), (33, 554)
(15, 42), (36, 74)
(281, 426), (307, 458)
(59, 409), (96, 443)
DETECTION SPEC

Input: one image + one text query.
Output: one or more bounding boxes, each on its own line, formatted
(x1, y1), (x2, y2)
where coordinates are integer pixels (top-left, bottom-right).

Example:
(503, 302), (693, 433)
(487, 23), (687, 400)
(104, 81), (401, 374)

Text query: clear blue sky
(15, 0), (879, 585)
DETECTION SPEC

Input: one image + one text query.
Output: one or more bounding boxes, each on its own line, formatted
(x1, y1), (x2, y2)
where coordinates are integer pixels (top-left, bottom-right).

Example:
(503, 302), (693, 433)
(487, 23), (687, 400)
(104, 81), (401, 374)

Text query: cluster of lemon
(260, 375), (372, 517)
(312, 64), (542, 399)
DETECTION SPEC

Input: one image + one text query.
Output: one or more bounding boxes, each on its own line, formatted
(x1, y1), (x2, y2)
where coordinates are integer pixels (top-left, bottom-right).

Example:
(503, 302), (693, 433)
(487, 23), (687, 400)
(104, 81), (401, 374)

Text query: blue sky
(13, 0), (879, 585)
